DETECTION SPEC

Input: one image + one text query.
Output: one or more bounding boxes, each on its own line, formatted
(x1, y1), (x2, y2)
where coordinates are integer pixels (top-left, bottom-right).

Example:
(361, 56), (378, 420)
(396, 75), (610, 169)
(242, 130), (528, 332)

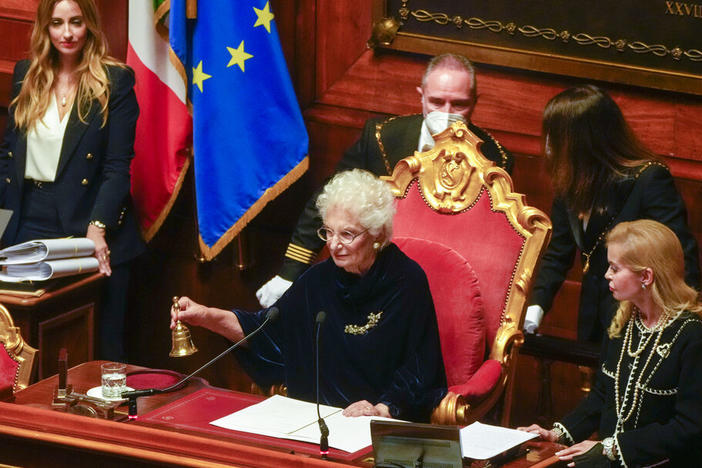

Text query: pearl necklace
(614, 315), (667, 429)
(627, 312), (664, 357)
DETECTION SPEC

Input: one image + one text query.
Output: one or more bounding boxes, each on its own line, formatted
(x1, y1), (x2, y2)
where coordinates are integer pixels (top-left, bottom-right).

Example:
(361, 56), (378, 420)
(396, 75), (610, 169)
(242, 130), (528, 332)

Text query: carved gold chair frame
(0, 304), (38, 392)
(382, 121), (552, 425)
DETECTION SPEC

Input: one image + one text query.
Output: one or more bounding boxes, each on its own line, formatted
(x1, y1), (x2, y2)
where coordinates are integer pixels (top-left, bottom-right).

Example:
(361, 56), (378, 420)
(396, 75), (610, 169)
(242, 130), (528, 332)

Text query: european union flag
(170, 0), (309, 259)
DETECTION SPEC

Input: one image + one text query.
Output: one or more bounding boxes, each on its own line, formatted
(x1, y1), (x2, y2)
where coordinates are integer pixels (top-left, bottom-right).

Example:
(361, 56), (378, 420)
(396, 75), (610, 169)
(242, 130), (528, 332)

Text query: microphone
(314, 311), (329, 458)
(122, 306), (280, 417)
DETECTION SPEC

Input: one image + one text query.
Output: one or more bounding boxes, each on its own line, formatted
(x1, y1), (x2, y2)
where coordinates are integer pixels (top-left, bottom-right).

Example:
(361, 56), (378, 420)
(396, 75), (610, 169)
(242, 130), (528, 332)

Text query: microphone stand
(122, 307), (279, 418)
(314, 311), (329, 458)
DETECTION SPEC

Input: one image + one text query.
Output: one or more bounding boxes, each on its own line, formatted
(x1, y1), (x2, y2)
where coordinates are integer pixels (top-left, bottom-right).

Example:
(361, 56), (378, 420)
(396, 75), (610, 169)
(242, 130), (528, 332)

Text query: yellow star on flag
(227, 41), (254, 72)
(192, 61), (212, 93)
(253, 1), (275, 33)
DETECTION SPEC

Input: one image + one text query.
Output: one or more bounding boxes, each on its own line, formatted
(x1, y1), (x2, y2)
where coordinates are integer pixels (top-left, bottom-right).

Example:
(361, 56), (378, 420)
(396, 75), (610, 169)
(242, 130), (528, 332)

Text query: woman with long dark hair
(525, 85), (699, 343)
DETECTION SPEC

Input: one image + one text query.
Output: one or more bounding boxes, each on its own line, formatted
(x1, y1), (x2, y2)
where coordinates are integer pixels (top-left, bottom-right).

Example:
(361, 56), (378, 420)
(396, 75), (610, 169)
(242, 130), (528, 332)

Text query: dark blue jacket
(0, 60), (144, 265)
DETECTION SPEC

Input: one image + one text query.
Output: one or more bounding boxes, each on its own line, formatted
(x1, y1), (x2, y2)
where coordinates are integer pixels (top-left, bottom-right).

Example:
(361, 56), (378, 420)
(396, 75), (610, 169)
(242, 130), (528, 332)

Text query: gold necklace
(55, 78), (77, 108)
(344, 311), (383, 335)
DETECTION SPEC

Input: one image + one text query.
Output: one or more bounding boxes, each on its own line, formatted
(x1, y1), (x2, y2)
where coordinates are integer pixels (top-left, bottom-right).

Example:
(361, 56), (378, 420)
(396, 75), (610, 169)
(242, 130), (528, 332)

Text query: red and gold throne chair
(382, 121), (552, 426)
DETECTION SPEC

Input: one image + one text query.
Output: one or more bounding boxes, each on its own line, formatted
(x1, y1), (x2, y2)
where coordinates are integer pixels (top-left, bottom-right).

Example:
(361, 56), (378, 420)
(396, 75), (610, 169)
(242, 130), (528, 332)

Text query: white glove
(256, 275), (293, 308)
(524, 305), (544, 334)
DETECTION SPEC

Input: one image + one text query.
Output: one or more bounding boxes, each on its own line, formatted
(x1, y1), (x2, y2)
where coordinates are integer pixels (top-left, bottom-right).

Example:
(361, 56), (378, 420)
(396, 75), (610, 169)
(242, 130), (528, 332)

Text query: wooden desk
(1, 273), (104, 379)
(0, 362), (564, 467)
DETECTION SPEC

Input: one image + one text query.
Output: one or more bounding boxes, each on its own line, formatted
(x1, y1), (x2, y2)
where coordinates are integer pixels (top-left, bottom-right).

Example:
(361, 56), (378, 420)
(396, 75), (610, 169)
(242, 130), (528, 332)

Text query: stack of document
(0, 238), (98, 282)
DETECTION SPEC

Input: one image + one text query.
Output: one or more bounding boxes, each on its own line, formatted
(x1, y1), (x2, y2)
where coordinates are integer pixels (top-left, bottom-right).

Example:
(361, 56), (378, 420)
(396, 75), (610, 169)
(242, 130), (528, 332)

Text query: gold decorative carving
(384, 123), (488, 213)
(367, 16), (402, 49)
(383, 121), (552, 426)
(0, 304), (37, 392)
(401, 4), (702, 63)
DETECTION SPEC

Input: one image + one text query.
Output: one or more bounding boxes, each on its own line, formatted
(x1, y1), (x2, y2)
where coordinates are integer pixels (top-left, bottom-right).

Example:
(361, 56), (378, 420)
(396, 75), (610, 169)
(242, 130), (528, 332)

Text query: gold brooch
(344, 311), (383, 335)
(656, 343), (670, 358)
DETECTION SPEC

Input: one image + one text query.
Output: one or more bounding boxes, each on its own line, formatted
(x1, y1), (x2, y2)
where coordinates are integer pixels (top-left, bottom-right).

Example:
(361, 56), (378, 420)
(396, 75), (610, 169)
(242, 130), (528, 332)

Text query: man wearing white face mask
(256, 53), (513, 307)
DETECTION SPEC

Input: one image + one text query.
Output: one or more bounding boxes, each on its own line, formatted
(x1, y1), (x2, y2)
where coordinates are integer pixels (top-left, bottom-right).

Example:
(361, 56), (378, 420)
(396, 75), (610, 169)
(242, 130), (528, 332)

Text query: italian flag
(127, 0), (192, 241)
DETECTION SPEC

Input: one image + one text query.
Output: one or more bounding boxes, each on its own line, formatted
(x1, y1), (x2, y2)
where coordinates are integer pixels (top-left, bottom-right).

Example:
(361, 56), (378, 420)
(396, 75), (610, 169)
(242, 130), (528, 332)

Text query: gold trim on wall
(371, 0), (702, 96)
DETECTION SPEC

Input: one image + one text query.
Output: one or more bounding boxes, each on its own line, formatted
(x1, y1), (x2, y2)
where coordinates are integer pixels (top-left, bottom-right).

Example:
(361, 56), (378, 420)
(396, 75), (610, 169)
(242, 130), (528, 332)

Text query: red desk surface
(138, 388), (373, 462)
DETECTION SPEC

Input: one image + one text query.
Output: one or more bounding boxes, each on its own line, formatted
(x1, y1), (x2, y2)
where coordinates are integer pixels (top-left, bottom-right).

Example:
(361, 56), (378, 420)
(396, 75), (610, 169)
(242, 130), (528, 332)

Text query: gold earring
(373, 242), (381, 250)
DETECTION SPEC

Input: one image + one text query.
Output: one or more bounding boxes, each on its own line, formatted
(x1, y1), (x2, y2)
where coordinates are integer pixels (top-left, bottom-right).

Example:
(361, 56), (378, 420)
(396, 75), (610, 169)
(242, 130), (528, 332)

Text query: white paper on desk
(210, 394), (340, 438)
(0, 238), (95, 265)
(0, 257), (99, 282)
(460, 422), (536, 460)
(293, 411), (402, 453)
(210, 394), (399, 453)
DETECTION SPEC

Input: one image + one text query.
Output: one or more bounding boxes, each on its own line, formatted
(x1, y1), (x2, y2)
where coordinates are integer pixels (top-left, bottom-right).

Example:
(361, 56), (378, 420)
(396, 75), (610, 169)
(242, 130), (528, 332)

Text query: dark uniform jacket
(531, 162), (700, 343)
(280, 114), (513, 280)
(0, 60), (144, 265)
(559, 312), (702, 467)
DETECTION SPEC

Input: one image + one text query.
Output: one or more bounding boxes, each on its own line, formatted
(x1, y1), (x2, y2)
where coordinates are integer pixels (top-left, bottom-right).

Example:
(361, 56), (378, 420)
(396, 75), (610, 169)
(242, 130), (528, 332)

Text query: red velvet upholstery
(393, 182), (525, 347)
(127, 370), (183, 390)
(392, 181), (526, 405)
(0, 344), (20, 395)
(393, 237), (486, 387)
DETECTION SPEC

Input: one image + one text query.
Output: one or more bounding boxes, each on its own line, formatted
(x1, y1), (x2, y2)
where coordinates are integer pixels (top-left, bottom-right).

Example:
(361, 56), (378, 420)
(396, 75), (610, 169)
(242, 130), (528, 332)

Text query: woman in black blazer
(525, 85), (700, 343)
(0, 0), (144, 360)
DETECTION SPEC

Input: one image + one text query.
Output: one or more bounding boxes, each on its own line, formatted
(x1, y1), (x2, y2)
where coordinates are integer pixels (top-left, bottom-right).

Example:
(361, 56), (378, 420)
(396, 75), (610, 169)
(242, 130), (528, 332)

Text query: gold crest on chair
(385, 123), (496, 214)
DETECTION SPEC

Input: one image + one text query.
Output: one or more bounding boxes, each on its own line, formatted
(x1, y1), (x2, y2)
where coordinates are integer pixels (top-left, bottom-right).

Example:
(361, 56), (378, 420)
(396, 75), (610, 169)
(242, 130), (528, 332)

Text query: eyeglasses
(316, 227), (368, 244)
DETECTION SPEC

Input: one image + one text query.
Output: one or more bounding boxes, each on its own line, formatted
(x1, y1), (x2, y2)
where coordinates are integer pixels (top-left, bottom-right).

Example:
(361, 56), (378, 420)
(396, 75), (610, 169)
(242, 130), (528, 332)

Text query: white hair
(316, 169), (396, 246)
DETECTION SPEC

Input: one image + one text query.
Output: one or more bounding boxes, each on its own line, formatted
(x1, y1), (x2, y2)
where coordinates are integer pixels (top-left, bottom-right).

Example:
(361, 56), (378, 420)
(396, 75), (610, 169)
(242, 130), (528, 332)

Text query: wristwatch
(602, 436), (616, 460)
(89, 220), (106, 230)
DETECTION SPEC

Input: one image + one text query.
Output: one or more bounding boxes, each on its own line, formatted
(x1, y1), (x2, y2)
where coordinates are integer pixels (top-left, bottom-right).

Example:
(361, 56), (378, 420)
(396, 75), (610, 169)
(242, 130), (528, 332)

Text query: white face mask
(424, 111), (466, 135)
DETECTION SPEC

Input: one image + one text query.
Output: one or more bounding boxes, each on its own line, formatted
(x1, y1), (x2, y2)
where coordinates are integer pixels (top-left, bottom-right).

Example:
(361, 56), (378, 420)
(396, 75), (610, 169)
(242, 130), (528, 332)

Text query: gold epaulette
(284, 243), (317, 264)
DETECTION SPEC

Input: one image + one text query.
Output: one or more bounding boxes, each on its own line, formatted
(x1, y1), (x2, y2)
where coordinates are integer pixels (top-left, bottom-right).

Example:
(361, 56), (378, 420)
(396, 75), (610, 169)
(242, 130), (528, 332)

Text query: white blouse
(25, 93), (71, 182)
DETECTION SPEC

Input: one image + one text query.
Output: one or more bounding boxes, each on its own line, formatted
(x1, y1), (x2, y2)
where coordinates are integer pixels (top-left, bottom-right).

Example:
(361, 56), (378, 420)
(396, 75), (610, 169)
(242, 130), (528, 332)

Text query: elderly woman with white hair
(172, 169), (447, 422)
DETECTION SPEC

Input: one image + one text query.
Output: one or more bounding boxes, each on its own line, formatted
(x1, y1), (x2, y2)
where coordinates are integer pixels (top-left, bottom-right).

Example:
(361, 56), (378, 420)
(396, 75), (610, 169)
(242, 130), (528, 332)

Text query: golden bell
(170, 320), (198, 357)
(169, 296), (197, 357)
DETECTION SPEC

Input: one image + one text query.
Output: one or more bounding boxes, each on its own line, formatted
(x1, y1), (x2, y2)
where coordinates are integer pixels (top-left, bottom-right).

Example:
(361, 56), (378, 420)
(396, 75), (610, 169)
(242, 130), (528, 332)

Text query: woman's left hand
(87, 223), (111, 276)
(342, 400), (392, 418)
(556, 440), (602, 467)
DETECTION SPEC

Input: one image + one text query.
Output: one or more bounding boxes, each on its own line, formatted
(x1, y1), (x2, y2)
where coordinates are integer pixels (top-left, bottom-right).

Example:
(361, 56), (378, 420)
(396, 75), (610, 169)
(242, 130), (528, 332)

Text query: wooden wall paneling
(0, 2), (34, 132)
(314, 0), (373, 100)
(674, 98), (702, 165)
(292, 0), (317, 107)
(37, 304), (94, 379)
(96, 0), (127, 60)
(0, 16), (32, 66)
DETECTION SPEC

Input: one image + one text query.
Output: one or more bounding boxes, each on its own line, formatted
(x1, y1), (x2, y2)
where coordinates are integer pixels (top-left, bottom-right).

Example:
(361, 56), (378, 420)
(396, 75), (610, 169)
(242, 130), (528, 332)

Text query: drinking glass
(101, 362), (127, 399)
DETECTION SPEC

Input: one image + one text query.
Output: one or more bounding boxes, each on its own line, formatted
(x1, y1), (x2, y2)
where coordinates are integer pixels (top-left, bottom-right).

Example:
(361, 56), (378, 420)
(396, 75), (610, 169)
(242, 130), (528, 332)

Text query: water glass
(101, 362), (127, 398)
